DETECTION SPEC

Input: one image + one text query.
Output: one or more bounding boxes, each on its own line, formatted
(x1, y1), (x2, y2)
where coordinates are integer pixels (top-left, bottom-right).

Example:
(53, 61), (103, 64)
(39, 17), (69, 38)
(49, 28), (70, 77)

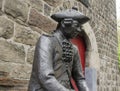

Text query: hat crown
(51, 7), (90, 24)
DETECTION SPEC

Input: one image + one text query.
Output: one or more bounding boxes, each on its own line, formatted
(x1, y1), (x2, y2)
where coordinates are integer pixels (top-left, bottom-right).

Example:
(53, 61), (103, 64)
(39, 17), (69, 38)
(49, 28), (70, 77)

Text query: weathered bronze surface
(28, 7), (89, 91)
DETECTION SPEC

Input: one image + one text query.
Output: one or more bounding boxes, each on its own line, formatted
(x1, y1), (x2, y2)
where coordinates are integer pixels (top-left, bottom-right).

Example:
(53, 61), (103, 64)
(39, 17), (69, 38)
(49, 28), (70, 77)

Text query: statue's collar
(53, 30), (72, 46)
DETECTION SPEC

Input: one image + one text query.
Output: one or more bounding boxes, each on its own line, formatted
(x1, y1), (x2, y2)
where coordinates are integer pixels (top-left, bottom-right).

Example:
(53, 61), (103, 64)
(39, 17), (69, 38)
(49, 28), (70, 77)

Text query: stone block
(0, 86), (28, 91)
(78, 2), (84, 12)
(0, 77), (28, 91)
(27, 47), (35, 64)
(4, 0), (29, 22)
(43, 0), (63, 7)
(44, 3), (51, 16)
(0, 16), (14, 39)
(0, 77), (28, 86)
(52, 7), (60, 14)
(0, 0), (2, 10)
(63, 1), (71, 9)
(29, 0), (43, 12)
(14, 24), (40, 46)
(0, 38), (25, 63)
(0, 71), (9, 78)
(0, 11), (2, 16)
(0, 62), (31, 79)
(30, 26), (42, 34)
(28, 8), (57, 33)
(10, 64), (32, 79)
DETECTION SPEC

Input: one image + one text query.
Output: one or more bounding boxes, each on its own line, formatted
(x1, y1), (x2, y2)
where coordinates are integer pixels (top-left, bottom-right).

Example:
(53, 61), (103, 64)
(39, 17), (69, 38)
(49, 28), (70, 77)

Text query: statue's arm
(34, 35), (70, 91)
(72, 46), (89, 91)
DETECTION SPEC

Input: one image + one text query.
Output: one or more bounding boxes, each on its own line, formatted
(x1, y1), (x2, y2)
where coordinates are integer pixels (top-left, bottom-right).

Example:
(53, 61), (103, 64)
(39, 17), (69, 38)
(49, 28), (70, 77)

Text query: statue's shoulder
(42, 33), (54, 37)
(39, 33), (54, 41)
(42, 33), (53, 37)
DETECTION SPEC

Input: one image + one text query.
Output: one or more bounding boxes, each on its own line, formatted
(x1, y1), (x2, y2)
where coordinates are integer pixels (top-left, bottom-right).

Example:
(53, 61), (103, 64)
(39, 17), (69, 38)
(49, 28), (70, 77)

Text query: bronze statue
(28, 7), (90, 91)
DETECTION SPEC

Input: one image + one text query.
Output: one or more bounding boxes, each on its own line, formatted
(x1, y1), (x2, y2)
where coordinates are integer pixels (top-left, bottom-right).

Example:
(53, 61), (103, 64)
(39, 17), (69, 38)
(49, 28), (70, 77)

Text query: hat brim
(51, 9), (90, 24)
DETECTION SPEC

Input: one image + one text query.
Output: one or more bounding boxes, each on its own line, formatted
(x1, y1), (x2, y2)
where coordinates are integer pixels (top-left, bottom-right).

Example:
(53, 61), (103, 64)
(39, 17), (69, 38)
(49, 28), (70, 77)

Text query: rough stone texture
(29, 0), (43, 12)
(0, 0), (3, 15)
(0, 86), (28, 91)
(0, 10), (2, 16)
(10, 64), (32, 79)
(0, 0), (119, 90)
(0, 71), (8, 78)
(30, 26), (42, 34)
(4, 0), (29, 22)
(0, 16), (14, 39)
(0, 78), (28, 91)
(0, 0), (2, 10)
(0, 77), (28, 86)
(28, 8), (57, 33)
(44, 3), (51, 16)
(0, 38), (25, 64)
(43, 0), (63, 7)
(0, 62), (31, 86)
(87, 0), (119, 90)
(14, 24), (40, 46)
(63, 1), (71, 9)
(27, 47), (35, 64)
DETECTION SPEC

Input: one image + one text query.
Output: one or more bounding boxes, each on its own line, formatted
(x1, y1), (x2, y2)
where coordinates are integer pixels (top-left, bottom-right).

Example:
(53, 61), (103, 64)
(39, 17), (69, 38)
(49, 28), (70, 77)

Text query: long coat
(28, 30), (89, 91)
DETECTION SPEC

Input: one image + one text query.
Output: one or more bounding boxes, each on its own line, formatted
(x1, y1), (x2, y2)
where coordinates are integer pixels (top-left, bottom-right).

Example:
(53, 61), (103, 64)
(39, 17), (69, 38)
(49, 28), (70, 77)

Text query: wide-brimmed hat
(51, 7), (90, 24)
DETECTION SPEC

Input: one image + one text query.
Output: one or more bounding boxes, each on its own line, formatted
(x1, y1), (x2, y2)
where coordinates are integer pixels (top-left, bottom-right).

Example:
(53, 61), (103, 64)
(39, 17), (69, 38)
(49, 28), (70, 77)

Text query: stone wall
(0, 0), (119, 91)
(0, 0), (57, 90)
(89, 0), (120, 91)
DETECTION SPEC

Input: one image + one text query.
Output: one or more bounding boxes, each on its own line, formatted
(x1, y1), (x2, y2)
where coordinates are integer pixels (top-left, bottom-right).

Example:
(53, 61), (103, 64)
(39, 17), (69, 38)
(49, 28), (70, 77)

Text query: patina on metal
(28, 7), (90, 91)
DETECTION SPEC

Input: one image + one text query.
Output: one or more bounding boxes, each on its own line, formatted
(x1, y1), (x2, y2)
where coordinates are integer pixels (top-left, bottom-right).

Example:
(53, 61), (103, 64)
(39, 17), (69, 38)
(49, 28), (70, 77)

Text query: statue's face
(61, 19), (81, 39)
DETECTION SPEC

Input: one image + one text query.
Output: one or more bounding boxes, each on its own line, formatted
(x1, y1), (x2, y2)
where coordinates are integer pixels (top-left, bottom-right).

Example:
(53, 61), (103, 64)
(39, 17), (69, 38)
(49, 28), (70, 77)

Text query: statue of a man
(28, 8), (90, 91)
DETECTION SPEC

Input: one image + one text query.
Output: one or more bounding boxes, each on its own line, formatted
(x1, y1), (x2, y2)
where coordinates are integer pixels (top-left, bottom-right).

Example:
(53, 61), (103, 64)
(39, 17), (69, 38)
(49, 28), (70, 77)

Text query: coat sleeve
(72, 46), (89, 91)
(34, 35), (70, 91)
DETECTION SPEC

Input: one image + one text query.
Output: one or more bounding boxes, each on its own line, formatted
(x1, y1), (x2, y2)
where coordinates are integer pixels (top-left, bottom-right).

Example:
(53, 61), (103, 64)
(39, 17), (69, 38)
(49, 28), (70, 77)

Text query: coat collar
(54, 30), (65, 42)
(53, 30), (72, 46)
